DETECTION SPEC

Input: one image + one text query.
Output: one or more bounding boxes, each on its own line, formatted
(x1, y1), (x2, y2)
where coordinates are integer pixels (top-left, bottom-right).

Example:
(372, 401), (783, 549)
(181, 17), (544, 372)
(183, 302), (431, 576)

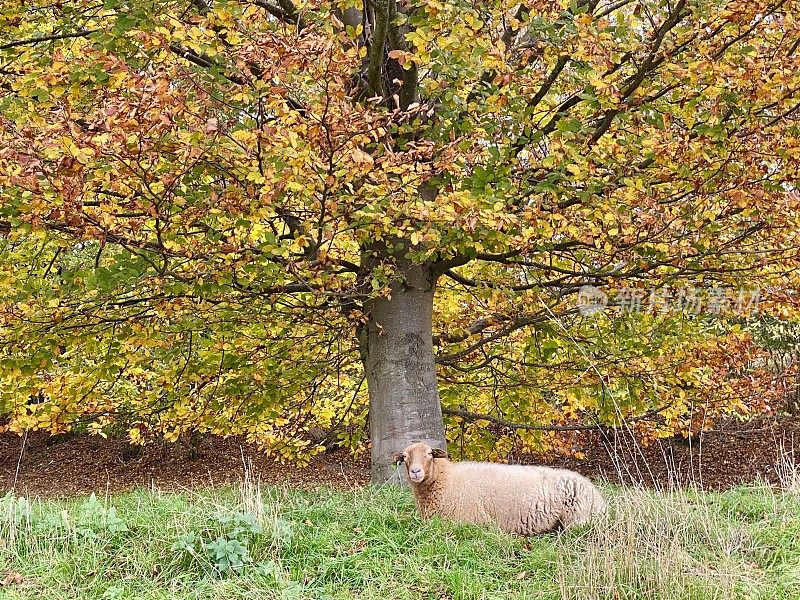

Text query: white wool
(395, 442), (606, 535)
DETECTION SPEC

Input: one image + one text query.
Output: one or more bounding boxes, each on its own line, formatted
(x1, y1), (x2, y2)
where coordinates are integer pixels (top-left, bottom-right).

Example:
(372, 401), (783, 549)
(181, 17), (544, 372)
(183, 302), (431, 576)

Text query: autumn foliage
(1, 0), (799, 472)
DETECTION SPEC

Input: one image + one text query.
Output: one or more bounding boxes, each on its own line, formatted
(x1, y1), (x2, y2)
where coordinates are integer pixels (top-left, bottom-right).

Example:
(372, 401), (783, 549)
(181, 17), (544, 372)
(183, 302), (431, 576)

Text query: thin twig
(12, 429), (28, 490)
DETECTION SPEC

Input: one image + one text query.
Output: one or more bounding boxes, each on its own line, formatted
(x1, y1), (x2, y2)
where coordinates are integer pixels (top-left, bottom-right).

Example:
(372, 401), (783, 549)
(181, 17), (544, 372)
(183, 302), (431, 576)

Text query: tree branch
(441, 407), (601, 431)
(168, 44), (307, 115)
(387, 0), (418, 109)
(436, 309), (580, 364)
(250, 0), (291, 24)
(528, 55), (569, 111)
(431, 255), (471, 276)
(169, 43), (240, 79)
(442, 268), (542, 292)
(0, 29), (98, 51)
(367, 0), (390, 98)
(441, 406), (667, 432)
(250, 0), (306, 30)
(277, 0), (305, 30)
(433, 316), (504, 346)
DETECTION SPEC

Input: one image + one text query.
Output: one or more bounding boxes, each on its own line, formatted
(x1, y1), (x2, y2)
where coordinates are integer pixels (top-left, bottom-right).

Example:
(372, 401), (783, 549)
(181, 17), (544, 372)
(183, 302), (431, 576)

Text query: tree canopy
(1, 0), (799, 480)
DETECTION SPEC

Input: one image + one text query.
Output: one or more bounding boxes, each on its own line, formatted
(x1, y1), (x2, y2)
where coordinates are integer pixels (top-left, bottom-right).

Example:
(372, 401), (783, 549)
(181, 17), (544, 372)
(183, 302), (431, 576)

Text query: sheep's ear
(431, 448), (448, 459)
(392, 451), (406, 464)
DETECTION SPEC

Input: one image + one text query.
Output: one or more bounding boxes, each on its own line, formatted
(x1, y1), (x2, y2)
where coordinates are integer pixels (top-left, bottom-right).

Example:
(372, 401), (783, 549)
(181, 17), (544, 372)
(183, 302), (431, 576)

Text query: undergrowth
(0, 477), (799, 599)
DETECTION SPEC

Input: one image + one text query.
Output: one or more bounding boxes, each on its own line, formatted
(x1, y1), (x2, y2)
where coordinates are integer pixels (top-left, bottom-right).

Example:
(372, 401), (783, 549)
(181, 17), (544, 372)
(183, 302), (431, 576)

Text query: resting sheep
(393, 442), (606, 535)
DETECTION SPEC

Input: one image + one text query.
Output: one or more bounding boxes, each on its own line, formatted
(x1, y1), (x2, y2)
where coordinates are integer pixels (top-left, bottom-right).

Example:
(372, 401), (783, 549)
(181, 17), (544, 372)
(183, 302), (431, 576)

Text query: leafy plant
(75, 494), (129, 539)
(203, 536), (250, 574)
(171, 511), (265, 575)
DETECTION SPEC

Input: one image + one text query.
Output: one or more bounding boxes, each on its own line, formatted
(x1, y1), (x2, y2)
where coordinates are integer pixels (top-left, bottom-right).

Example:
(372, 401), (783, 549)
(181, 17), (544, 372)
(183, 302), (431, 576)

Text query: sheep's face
(393, 442), (448, 484)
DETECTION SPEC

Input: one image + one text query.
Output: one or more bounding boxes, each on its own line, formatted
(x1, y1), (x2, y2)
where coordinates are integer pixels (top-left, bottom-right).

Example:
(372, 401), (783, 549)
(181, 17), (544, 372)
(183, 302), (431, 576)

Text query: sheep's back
(442, 462), (603, 535)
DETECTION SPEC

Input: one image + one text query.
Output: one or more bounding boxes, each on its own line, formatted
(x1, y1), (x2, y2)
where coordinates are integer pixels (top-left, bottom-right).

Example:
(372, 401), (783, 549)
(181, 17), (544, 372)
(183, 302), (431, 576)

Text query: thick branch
(443, 268), (548, 292)
(441, 407), (601, 431)
(595, 0), (637, 19)
(168, 44), (306, 115)
(0, 29), (98, 51)
(250, 0), (306, 29)
(433, 316), (503, 346)
(529, 55), (569, 111)
(277, 0), (305, 29)
(169, 43), (243, 80)
(431, 255), (471, 276)
(251, 0), (296, 26)
(436, 309), (580, 364)
(588, 0), (687, 145)
(367, 0), (390, 98)
(788, 36), (800, 57)
(387, 0), (418, 109)
(441, 406), (666, 432)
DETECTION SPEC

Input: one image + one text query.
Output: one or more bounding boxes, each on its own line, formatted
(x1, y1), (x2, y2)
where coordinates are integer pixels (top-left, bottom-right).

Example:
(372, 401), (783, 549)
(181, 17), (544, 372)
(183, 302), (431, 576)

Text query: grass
(1, 476), (799, 599)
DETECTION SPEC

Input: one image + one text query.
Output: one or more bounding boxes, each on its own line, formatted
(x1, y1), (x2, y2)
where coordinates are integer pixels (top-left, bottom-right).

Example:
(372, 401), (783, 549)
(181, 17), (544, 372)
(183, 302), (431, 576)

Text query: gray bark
(361, 261), (446, 484)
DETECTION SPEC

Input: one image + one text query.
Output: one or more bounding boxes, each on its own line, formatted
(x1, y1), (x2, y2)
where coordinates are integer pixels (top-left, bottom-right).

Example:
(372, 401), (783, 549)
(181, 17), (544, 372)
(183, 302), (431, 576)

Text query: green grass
(1, 477), (799, 599)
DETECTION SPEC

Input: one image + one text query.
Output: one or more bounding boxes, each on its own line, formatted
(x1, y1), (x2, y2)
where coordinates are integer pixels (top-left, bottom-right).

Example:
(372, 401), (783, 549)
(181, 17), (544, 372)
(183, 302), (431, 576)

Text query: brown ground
(540, 415), (800, 491)
(1, 416), (798, 497)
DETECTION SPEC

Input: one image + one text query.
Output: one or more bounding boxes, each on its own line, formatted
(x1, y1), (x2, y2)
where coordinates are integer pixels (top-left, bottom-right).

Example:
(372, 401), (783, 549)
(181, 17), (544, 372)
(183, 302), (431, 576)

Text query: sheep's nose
(410, 467), (422, 477)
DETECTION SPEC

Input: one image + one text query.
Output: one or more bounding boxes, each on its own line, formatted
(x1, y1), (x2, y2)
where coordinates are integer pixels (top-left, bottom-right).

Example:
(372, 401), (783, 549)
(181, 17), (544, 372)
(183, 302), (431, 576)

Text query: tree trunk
(360, 262), (446, 484)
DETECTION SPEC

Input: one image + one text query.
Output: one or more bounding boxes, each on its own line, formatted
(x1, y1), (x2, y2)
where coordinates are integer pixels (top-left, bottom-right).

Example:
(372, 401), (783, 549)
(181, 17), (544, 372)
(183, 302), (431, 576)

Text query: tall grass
(0, 464), (799, 599)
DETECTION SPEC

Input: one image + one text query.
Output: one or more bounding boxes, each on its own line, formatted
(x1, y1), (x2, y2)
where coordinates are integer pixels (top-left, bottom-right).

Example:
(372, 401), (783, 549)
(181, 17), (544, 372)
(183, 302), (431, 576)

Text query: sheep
(393, 442), (606, 535)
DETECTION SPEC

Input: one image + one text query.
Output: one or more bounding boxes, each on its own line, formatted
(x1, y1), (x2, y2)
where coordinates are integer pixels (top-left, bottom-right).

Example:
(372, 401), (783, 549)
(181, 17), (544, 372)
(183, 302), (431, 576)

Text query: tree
(1, 0), (799, 482)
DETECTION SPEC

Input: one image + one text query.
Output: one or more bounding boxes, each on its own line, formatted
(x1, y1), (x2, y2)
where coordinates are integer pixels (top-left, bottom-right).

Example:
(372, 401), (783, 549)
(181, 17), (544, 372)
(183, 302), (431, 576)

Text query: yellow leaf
(231, 130), (255, 143)
(566, 164), (584, 177)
